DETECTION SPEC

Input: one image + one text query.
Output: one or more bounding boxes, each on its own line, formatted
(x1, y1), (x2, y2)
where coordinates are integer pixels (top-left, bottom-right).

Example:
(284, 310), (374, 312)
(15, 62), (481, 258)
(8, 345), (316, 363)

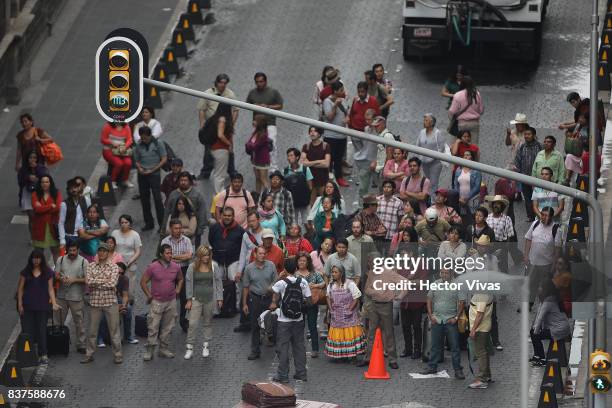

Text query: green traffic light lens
(591, 375), (611, 392)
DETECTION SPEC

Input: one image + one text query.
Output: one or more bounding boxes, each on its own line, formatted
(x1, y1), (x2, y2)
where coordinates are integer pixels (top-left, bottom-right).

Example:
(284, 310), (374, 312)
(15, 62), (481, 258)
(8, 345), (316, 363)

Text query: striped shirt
(514, 140), (543, 175)
(486, 214), (515, 242)
(161, 234), (193, 267)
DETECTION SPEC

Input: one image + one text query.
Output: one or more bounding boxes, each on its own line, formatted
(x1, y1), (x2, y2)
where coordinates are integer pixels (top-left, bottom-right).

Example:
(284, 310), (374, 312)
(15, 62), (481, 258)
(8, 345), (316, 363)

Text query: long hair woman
(31, 174), (62, 261)
(448, 75), (484, 143)
(208, 103), (234, 193)
(17, 249), (61, 364)
(184, 245), (223, 359)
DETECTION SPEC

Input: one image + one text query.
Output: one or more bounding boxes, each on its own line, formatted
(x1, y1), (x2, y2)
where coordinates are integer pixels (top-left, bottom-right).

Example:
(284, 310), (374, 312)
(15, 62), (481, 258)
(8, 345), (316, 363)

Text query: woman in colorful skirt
(324, 264), (366, 361)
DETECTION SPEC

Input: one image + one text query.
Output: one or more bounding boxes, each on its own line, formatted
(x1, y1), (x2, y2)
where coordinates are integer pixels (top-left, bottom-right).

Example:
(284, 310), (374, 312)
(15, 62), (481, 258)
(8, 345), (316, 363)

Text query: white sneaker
(111, 182), (118, 190)
(202, 342), (209, 358)
(97, 342), (106, 348)
(122, 181), (135, 188)
(184, 344), (194, 360)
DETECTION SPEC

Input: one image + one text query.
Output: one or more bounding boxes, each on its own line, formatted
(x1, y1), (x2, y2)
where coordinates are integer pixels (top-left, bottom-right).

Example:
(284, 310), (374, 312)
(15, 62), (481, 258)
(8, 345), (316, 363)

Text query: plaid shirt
(161, 234), (193, 267)
(376, 195), (404, 239)
(261, 187), (295, 227)
(86, 261), (119, 307)
(356, 210), (387, 239)
(486, 214), (515, 242)
(514, 140), (543, 175)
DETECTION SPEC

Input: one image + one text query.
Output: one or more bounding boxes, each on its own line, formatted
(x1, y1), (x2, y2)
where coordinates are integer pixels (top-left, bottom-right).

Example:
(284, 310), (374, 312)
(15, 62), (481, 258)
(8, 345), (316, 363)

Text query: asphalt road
(3, 0), (593, 407)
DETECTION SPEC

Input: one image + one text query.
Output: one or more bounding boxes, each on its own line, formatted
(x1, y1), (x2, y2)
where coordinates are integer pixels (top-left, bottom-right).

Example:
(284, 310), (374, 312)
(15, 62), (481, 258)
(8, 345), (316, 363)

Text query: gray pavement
(0, 0), (595, 406)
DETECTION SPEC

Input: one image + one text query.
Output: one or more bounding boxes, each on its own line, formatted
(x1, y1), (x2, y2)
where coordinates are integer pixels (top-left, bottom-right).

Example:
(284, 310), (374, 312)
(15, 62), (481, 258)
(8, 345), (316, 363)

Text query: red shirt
(581, 151), (601, 177)
(31, 191), (62, 242)
(452, 142), (479, 172)
(249, 244), (285, 274)
(285, 237), (314, 257)
(348, 96), (380, 131)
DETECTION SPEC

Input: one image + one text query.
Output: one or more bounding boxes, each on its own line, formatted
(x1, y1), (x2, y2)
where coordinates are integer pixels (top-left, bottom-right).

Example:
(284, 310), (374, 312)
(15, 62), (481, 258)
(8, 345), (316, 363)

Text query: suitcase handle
(50, 306), (63, 329)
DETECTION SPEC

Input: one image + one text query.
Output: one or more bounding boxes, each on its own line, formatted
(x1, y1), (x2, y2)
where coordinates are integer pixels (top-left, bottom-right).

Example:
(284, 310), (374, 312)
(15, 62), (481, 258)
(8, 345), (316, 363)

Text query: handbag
(434, 131), (452, 168)
(111, 144), (132, 157)
(310, 287), (327, 306)
(446, 97), (472, 137)
(39, 134), (64, 165)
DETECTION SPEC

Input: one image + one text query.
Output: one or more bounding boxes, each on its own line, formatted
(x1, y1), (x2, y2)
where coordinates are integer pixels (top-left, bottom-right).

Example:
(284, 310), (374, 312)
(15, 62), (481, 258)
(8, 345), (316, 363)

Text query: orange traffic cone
(364, 328), (390, 380)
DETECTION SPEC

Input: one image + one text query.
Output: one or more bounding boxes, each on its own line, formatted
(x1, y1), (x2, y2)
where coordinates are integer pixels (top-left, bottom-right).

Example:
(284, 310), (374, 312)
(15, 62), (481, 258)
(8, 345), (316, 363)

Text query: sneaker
(127, 338), (139, 344)
(468, 380), (488, 389)
(184, 345), (194, 360)
(97, 342), (106, 348)
(455, 369), (466, 380)
(293, 374), (307, 381)
(80, 355), (94, 364)
(122, 181), (134, 188)
(39, 355), (49, 364)
(111, 182), (118, 189)
(202, 342), (210, 358)
(530, 356), (546, 367)
(158, 349), (175, 358)
(420, 367), (437, 375)
(495, 343), (503, 351)
(114, 356), (123, 364)
(272, 377), (290, 384)
(336, 178), (350, 187)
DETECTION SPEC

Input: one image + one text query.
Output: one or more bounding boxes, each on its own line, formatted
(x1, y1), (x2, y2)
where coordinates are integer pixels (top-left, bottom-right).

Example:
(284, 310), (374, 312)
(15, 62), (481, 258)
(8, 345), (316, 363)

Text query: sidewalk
(0, 0), (189, 362)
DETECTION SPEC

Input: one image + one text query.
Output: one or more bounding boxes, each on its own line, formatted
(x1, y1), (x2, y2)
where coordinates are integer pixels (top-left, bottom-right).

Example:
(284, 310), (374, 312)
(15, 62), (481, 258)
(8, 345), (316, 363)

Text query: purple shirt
(21, 267), (54, 311)
(144, 260), (182, 302)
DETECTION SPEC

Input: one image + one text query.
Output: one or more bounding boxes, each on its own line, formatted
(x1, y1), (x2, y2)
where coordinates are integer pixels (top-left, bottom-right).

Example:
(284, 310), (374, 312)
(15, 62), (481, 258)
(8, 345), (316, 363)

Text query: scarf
(258, 207), (276, 220)
(220, 221), (238, 238)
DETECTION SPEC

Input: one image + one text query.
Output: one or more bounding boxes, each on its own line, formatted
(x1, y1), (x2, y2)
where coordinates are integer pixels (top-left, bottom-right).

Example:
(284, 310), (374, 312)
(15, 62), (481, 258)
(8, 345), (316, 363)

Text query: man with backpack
(284, 148), (313, 226)
(54, 240), (88, 354)
(270, 258), (311, 383)
(134, 126), (168, 232)
(524, 207), (563, 302)
(214, 173), (256, 229)
(399, 157), (431, 217)
(58, 178), (90, 251)
(243, 246), (278, 360)
(259, 170), (295, 227)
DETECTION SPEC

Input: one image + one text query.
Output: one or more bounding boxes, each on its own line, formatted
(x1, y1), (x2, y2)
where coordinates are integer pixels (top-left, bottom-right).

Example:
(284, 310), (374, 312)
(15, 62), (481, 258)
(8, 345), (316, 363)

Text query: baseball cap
(261, 229), (275, 239)
(97, 243), (110, 251)
(425, 208), (438, 221)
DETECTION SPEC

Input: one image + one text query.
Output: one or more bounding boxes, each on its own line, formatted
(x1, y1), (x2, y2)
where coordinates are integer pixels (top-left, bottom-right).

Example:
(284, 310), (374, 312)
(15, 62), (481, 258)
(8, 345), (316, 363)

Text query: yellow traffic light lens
(109, 72), (129, 90)
(109, 92), (129, 111)
(109, 50), (129, 70)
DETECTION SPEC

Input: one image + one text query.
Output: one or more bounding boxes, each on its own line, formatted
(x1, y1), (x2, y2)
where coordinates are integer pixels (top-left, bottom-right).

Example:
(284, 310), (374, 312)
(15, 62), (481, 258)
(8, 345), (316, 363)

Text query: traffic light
(95, 36), (143, 123)
(590, 349), (611, 394)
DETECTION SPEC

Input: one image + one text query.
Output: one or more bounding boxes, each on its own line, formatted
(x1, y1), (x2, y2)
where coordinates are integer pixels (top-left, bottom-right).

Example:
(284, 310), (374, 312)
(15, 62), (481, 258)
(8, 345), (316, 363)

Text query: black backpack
(161, 141), (176, 172)
(281, 277), (304, 319)
(198, 119), (218, 146)
(283, 167), (311, 208)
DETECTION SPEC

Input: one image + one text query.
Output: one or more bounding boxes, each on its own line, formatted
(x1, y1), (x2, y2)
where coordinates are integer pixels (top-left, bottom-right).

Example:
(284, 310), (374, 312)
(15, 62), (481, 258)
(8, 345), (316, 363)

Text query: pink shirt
(143, 260), (182, 302)
(382, 159), (409, 191)
(448, 89), (484, 122)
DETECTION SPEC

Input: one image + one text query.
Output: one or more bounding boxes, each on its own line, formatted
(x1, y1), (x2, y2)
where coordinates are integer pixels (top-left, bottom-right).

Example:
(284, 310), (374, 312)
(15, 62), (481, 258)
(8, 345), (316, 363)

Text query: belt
(250, 292), (269, 298)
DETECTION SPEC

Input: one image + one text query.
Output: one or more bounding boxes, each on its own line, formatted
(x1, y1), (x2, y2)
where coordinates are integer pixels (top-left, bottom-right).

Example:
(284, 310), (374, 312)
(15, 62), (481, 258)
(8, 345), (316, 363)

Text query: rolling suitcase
(241, 380), (297, 408)
(46, 310), (70, 356)
(421, 316), (431, 363)
(135, 313), (148, 337)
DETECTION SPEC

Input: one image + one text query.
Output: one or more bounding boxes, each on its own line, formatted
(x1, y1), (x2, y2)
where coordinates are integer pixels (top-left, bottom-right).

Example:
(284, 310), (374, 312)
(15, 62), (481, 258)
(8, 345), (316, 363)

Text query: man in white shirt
(524, 207), (563, 302)
(270, 258), (311, 383)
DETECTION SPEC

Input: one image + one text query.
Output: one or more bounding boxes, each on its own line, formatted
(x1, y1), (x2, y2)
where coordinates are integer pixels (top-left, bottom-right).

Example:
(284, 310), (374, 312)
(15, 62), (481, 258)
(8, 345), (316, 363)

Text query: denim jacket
(453, 167), (482, 202)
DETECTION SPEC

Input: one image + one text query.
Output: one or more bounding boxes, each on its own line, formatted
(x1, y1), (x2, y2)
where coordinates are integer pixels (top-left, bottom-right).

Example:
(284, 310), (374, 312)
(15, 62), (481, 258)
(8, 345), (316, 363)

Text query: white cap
(425, 208), (438, 221)
(261, 228), (275, 239)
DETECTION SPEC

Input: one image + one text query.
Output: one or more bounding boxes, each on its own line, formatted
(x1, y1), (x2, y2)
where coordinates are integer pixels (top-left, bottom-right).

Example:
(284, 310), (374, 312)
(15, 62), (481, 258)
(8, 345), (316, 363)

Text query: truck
(402, 0), (549, 62)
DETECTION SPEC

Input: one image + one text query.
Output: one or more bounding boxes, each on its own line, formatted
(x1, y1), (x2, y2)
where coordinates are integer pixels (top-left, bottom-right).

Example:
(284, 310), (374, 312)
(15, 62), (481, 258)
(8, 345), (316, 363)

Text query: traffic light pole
(143, 77), (608, 406)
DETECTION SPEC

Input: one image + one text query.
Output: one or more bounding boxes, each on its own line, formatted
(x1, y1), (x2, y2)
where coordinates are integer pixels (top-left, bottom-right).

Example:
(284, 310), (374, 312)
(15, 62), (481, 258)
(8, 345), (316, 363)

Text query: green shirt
(531, 150), (565, 184)
(427, 278), (466, 323)
(193, 270), (213, 301)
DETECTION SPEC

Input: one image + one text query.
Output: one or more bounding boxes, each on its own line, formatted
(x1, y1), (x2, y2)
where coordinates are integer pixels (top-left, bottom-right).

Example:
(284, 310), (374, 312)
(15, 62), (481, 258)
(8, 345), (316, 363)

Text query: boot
(184, 344), (194, 360)
(202, 342), (210, 358)
(143, 345), (154, 361)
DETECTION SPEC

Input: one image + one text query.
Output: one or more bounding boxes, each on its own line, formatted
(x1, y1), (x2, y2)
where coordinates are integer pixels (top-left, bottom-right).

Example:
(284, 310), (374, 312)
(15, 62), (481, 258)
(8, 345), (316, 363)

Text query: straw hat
(509, 113), (528, 125)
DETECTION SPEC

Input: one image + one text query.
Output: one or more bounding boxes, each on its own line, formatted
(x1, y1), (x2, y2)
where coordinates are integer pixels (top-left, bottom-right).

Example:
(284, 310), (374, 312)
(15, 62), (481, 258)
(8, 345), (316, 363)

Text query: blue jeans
(429, 321), (462, 371)
(98, 301), (134, 343)
(304, 304), (319, 352)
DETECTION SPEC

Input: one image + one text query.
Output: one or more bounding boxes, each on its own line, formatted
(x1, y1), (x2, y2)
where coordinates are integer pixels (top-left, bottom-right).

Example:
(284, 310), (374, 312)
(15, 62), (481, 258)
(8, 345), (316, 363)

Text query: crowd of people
(13, 63), (598, 388)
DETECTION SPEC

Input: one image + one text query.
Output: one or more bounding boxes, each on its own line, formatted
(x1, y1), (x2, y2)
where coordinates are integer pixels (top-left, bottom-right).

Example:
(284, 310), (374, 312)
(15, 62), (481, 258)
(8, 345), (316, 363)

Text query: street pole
(590, 0), (607, 406)
(144, 77), (607, 405)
